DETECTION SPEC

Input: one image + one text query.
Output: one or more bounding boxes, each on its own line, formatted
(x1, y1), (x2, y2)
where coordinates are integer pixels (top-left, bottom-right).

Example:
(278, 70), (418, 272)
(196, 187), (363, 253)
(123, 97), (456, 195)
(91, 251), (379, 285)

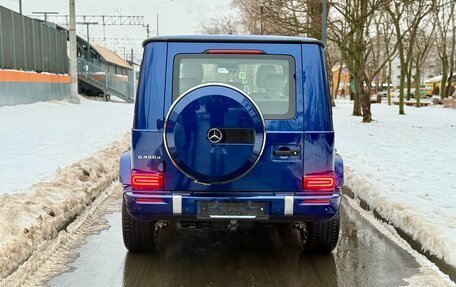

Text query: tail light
(303, 173), (335, 192)
(131, 172), (163, 191)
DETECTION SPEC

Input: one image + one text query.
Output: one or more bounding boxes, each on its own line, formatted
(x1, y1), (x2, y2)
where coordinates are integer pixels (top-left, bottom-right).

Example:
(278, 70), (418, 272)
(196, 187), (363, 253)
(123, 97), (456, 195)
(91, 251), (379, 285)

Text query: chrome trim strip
(284, 196), (294, 215)
(172, 195), (182, 214)
(209, 215), (257, 219)
(163, 82), (266, 185)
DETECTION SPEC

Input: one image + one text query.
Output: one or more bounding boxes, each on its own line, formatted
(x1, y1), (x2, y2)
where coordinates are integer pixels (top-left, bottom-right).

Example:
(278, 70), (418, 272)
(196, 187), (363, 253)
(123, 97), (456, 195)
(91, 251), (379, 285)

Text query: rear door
(163, 42), (303, 192)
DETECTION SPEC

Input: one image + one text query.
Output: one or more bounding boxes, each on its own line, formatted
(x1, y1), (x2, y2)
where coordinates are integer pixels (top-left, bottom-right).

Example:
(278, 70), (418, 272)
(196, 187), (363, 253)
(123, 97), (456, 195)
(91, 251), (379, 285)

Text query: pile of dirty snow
(333, 100), (456, 269)
(0, 98), (133, 194)
(0, 133), (129, 280)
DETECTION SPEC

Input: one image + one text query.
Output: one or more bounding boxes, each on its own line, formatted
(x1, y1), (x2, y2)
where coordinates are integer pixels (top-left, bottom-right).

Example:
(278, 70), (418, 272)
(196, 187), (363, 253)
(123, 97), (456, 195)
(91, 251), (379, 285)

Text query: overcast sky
(0, 0), (230, 61)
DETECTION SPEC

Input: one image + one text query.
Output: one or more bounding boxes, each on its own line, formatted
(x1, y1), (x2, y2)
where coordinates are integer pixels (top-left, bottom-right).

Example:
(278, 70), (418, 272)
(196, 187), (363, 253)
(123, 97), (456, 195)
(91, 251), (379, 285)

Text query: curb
(342, 186), (456, 282)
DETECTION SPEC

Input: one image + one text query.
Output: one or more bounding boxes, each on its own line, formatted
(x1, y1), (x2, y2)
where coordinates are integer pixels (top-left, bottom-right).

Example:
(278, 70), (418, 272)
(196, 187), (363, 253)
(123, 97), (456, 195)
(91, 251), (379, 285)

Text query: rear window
(173, 54), (296, 119)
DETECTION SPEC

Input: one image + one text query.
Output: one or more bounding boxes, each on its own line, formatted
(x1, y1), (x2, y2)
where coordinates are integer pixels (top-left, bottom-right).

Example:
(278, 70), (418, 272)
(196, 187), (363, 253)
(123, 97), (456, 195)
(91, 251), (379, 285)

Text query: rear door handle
(273, 150), (300, 156)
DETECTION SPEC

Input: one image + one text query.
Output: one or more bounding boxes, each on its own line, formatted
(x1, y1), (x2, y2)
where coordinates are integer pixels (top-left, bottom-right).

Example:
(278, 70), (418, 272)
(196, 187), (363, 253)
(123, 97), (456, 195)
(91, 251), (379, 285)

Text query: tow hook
(228, 220), (238, 232)
(155, 221), (169, 232)
(293, 222), (306, 230)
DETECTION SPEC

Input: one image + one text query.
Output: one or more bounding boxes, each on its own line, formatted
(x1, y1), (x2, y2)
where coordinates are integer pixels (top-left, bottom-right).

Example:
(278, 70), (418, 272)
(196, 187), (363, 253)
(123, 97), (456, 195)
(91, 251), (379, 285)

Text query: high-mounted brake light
(303, 173), (335, 192)
(205, 49), (264, 54)
(131, 172), (163, 191)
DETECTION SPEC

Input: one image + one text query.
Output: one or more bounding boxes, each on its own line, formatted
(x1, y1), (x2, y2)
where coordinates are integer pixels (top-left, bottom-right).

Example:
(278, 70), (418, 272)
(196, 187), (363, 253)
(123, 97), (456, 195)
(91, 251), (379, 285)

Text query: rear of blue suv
(120, 35), (344, 253)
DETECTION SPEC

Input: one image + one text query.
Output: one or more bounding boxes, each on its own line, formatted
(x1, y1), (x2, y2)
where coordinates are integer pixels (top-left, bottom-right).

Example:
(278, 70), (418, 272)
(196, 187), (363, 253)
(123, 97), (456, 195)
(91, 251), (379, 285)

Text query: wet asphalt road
(49, 199), (422, 287)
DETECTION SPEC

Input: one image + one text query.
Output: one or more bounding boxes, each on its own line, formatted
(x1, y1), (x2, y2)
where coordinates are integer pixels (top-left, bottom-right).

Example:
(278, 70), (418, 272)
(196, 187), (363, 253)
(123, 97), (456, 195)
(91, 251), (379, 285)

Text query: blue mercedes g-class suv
(120, 35), (344, 253)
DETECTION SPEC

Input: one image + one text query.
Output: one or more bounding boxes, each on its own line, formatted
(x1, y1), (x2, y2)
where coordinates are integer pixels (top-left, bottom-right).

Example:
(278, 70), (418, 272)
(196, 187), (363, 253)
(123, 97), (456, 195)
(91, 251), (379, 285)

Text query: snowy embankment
(333, 100), (456, 269)
(0, 98), (132, 279)
(0, 133), (129, 280)
(0, 98), (133, 194)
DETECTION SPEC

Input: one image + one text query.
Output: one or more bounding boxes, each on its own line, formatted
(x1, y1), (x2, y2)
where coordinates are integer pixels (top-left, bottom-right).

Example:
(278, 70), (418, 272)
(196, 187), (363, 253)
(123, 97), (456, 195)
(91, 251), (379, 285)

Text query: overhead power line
(29, 15), (145, 26)
(90, 37), (144, 45)
(28, 14), (152, 39)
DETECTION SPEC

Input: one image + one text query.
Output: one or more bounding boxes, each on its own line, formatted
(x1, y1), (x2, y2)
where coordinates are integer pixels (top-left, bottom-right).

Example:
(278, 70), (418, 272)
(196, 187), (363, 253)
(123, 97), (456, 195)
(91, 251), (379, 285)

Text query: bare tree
(385, 0), (435, 114)
(325, 41), (341, 106)
(328, 0), (397, 122)
(434, 0), (455, 99)
(412, 21), (437, 107)
(200, 0), (445, 120)
(200, 6), (243, 35)
(445, 2), (456, 98)
(379, 11), (396, 105)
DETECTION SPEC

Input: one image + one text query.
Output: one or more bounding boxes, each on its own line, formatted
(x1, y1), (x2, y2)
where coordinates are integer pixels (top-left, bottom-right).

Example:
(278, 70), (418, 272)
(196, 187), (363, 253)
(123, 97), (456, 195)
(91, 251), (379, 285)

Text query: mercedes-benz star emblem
(207, 128), (223, 144)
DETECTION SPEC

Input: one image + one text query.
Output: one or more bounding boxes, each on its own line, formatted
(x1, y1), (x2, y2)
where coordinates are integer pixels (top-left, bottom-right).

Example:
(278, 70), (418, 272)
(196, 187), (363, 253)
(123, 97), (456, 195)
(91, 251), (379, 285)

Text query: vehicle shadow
(122, 225), (338, 287)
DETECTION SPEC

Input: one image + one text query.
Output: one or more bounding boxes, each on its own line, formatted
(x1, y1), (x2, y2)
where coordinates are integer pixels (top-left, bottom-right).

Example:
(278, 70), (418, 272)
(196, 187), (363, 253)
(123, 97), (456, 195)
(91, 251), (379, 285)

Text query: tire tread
(122, 200), (157, 252)
(302, 213), (340, 253)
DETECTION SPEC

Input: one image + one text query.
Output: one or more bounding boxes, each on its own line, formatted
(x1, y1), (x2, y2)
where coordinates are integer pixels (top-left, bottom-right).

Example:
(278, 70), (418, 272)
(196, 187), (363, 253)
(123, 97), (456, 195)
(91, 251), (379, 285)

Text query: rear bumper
(123, 189), (341, 222)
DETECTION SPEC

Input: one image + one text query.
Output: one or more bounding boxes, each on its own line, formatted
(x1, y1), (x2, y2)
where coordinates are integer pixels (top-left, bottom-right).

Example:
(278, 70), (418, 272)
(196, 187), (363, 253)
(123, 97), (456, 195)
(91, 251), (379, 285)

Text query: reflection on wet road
(49, 200), (421, 287)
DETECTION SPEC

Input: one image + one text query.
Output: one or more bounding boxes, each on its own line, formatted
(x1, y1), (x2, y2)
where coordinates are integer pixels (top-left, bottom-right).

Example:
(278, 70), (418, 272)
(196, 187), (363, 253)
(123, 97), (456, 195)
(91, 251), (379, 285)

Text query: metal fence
(0, 6), (68, 74)
(78, 58), (135, 101)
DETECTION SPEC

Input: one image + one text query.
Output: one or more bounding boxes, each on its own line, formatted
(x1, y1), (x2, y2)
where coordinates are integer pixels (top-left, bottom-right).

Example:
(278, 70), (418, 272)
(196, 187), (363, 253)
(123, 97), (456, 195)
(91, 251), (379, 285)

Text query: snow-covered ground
(333, 100), (456, 268)
(0, 98), (133, 194)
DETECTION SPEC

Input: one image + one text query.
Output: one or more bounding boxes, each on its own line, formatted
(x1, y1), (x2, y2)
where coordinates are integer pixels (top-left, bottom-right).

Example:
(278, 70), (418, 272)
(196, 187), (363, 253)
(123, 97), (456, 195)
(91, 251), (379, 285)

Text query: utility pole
(32, 11), (59, 25)
(77, 21), (98, 60)
(156, 0), (173, 36)
(156, 13), (158, 36)
(19, 0), (22, 14)
(260, 5), (264, 35)
(321, 0), (327, 45)
(68, 0), (80, 104)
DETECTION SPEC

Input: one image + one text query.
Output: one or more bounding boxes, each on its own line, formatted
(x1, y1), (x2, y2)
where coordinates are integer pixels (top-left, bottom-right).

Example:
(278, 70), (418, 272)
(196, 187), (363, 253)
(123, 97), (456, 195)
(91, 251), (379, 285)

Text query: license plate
(199, 201), (266, 219)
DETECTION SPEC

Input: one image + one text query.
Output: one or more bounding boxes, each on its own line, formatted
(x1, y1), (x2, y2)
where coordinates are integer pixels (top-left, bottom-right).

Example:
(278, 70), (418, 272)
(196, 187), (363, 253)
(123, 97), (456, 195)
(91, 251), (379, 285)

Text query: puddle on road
(48, 199), (426, 287)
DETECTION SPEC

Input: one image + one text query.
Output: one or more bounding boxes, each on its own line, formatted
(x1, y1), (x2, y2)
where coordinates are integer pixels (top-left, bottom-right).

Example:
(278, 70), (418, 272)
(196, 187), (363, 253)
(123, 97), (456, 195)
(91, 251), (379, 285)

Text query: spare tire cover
(164, 83), (265, 184)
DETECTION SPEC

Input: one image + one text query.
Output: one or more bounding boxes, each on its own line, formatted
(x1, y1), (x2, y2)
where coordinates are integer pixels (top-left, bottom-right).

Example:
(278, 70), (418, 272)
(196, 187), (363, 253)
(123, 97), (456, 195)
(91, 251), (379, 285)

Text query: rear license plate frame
(198, 201), (267, 219)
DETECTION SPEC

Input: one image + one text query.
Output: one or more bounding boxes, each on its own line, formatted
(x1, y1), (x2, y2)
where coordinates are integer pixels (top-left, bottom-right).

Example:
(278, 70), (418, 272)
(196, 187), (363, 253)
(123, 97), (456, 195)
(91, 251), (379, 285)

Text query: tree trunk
(352, 77), (363, 116)
(406, 61), (412, 101)
(415, 69), (421, 107)
(361, 91), (372, 122)
(395, 30), (406, 114)
(446, 10), (455, 98)
(352, 77), (362, 115)
(326, 59), (335, 106)
(399, 69), (406, 114)
(446, 74), (454, 98)
(440, 61), (448, 99)
(349, 74), (354, 101)
(334, 60), (344, 100)
(387, 58), (392, 105)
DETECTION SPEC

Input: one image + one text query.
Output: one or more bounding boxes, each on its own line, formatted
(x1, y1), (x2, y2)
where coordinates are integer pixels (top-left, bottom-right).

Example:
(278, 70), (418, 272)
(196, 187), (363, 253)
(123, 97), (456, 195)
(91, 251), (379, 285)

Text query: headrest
(256, 65), (277, 88)
(179, 77), (200, 95)
(266, 74), (287, 92)
(181, 62), (204, 83)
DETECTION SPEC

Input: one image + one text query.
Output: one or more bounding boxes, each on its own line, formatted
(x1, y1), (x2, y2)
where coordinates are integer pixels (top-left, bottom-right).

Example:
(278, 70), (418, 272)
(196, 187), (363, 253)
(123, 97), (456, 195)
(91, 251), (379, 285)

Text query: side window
(173, 54), (296, 120)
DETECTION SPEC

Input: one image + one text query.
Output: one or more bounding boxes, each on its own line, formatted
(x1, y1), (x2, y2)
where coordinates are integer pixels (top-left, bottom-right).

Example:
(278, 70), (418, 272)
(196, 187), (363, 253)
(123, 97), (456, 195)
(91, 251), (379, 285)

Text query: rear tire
(122, 199), (158, 252)
(300, 213), (340, 253)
